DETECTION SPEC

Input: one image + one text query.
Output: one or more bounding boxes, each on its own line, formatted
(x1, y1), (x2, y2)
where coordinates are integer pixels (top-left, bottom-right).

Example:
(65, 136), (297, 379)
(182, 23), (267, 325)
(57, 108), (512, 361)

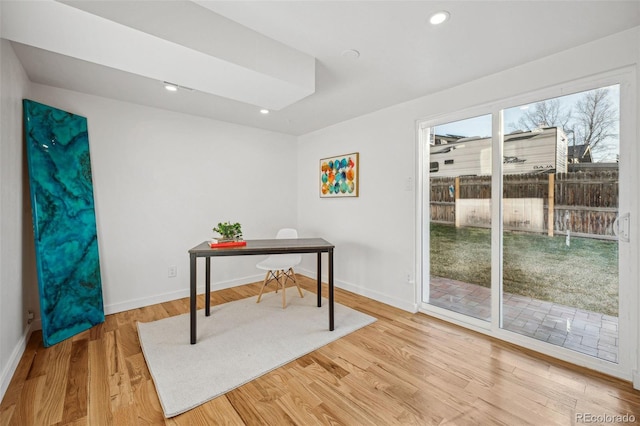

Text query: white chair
(256, 228), (304, 308)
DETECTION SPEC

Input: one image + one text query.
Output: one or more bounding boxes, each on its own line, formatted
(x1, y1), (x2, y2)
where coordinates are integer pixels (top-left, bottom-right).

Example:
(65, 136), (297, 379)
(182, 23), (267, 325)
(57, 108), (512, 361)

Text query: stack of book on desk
(209, 239), (247, 248)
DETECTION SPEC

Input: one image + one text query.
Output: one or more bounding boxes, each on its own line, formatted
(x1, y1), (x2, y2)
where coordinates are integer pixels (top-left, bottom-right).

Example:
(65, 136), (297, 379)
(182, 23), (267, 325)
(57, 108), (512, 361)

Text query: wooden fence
(430, 170), (619, 239)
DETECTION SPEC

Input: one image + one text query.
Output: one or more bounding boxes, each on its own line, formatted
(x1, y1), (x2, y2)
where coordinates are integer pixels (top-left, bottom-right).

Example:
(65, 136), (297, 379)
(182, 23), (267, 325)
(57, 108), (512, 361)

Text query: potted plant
(212, 221), (243, 242)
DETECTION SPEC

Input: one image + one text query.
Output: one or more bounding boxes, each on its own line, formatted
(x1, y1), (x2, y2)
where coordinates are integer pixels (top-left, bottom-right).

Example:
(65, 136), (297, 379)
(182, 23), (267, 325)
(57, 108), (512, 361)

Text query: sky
(433, 85), (620, 162)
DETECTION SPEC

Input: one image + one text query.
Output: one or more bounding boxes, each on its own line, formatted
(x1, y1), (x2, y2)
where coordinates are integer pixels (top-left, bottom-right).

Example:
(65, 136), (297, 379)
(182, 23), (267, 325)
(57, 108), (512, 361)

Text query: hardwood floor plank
(35, 338), (73, 425)
(0, 403), (14, 426)
(248, 376), (286, 404)
(310, 402), (346, 425)
(111, 404), (138, 426)
(159, 299), (187, 318)
(116, 321), (142, 359)
(2, 276), (640, 425)
(24, 339), (49, 381)
(339, 369), (412, 424)
(61, 338), (89, 424)
(401, 387), (468, 425)
(468, 380), (566, 425)
(167, 396), (245, 425)
(87, 339), (113, 425)
(307, 378), (386, 425)
(509, 365), (579, 408)
(102, 311), (119, 333)
(53, 416), (87, 426)
(131, 379), (165, 425)
(279, 375), (323, 410)
(225, 385), (277, 425)
(304, 352), (350, 380)
(106, 329), (134, 412)
(318, 340), (373, 373)
(470, 398), (535, 425)
(299, 359), (342, 389)
(124, 352), (150, 394)
(275, 392), (323, 426)
(12, 374), (45, 426)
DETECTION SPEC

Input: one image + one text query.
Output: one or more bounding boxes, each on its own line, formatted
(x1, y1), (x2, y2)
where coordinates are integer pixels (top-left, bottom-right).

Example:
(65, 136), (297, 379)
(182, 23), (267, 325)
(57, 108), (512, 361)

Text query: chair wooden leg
(256, 271), (272, 303)
(280, 270), (287, 308)
(258, 268), (302, 308)
(291, 268), (304, 298)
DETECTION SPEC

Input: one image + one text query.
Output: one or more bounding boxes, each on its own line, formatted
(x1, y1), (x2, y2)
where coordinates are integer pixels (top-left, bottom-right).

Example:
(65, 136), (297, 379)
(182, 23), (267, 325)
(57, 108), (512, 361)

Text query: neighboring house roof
(568, 144), (593, 163)
(433, 134), (465, 145)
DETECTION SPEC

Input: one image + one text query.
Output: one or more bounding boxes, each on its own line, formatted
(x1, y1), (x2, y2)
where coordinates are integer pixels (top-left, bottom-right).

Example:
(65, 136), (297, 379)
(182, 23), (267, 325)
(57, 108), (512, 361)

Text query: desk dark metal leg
(317, 252), (322, 307)
(329, 248), (334, 331)
(205, 257), (211, 316)
(190, 253), (197, 344)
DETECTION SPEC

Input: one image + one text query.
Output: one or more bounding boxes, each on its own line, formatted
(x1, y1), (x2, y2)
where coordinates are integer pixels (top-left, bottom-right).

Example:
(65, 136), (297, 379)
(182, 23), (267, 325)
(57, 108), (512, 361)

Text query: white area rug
(137, 287), (376, 417)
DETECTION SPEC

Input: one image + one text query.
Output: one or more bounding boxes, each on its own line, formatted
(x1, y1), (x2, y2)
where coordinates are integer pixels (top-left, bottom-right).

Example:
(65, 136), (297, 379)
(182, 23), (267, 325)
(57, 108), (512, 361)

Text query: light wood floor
(2, 276), (640, 425)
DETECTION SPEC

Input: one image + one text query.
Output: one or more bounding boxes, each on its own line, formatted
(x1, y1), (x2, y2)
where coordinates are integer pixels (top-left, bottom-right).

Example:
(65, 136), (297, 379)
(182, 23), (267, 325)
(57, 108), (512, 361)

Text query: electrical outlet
(168, 265), (177, 278)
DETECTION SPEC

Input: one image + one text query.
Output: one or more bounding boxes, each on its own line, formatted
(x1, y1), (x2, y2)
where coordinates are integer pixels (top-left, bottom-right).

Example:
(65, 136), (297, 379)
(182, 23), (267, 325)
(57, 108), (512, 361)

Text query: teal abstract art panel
(23, 99), (104, 347)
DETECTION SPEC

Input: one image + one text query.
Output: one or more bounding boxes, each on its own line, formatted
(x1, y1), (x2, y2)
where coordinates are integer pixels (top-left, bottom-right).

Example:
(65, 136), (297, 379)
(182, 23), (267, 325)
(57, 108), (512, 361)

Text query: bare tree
(514, 98), (572, 132)
(507, 87), (619, 161)
(573, 88), (618, 158)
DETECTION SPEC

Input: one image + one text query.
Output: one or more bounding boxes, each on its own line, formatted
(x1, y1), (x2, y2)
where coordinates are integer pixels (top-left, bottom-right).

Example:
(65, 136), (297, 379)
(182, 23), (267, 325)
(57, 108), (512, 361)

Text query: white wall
(26, 85), (299, 314)
(0, 40), (36, 400)
(296, 107), (418, 311)
(297, 27), (640, 314)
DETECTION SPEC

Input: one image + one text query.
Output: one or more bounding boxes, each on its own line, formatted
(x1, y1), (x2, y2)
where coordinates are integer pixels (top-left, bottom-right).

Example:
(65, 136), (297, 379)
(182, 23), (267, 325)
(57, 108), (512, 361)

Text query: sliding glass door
(500, 85), (621, 362)
(425, 114), (492, 322)
(419, 72), (636, 378)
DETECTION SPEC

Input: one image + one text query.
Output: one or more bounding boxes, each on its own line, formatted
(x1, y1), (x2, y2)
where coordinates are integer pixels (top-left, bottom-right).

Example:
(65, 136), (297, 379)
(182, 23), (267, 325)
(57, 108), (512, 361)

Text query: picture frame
(320, 152), (359, 197)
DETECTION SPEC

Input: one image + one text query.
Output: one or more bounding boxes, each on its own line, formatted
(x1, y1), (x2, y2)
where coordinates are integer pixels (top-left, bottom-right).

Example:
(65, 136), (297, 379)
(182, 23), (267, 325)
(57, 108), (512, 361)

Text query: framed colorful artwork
(320, 152), (359, 197)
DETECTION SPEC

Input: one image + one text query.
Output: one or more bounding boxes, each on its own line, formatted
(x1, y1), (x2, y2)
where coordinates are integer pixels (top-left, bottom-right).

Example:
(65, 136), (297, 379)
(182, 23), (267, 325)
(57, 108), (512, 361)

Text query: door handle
(613, 212), (630, 242)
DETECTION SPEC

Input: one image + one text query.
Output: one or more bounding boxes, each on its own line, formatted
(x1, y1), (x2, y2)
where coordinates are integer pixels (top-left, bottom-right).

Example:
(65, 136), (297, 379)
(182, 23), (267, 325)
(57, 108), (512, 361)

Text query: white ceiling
(3, 1), (639, 135)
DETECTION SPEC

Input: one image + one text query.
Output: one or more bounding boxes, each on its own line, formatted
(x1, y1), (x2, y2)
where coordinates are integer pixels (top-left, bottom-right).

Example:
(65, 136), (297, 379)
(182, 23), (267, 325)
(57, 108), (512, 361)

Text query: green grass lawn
(430, 223), (619, 316)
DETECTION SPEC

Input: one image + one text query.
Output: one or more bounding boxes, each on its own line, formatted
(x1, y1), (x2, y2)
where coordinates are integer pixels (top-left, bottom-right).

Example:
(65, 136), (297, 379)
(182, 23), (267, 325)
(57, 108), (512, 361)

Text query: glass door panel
(501, 85), (620, 363)
(426, 114), (492, 321)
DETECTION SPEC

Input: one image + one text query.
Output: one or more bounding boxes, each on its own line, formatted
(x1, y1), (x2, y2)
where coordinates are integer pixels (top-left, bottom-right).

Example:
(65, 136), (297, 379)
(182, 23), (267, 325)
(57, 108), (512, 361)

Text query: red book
(209, 240), (247, 248)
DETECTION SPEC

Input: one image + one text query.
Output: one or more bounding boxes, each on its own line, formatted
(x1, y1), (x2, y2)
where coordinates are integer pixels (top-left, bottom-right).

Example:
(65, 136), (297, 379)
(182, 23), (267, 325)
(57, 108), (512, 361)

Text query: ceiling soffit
(1, 0), (315, 110)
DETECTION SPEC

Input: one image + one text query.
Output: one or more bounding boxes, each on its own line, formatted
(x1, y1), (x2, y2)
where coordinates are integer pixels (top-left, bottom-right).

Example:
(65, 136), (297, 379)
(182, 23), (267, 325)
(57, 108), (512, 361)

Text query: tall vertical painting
(23, 99), (104, 347)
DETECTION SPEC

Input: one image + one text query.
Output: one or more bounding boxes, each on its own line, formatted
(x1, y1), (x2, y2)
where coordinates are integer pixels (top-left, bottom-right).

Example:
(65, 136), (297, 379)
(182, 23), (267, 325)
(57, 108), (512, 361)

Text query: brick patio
(429, 276), (619, 363)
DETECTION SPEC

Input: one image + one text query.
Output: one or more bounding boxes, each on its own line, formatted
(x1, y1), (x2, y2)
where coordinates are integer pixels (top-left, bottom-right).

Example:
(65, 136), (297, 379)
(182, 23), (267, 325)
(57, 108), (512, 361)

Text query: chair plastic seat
(256, 254), (302, 271)
(256, 228), (303, 308)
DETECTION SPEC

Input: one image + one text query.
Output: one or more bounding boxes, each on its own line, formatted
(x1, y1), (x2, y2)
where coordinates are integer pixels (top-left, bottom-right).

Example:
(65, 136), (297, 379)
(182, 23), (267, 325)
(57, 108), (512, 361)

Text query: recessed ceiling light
(260, 109), (270, 114)
(429, 11), (450, 25)
(341, 49), (360, 59)
(164, 82), (178, 92)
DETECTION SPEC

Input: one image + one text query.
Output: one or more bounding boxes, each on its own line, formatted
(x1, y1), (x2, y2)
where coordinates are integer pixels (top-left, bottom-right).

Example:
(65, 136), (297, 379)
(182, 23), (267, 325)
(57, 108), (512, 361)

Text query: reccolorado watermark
(576, 413), (636, 423)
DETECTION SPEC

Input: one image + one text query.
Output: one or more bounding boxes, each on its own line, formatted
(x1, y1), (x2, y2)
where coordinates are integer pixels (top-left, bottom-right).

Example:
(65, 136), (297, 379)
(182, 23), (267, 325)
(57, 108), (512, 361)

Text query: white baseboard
(297, 268), (418, 313)
(30, 318), (42, 331)
(0, 323), (33, 403)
